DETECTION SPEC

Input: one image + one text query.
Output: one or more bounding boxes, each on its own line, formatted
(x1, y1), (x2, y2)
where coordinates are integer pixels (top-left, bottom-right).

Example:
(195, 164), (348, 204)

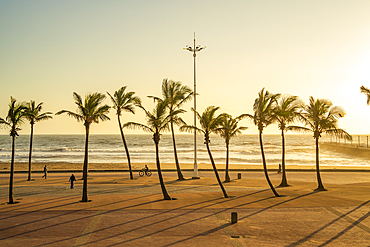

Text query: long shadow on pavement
(0, 193), (154, 239)
(68, 190), (270, 247)
(287, 200), (370, 247)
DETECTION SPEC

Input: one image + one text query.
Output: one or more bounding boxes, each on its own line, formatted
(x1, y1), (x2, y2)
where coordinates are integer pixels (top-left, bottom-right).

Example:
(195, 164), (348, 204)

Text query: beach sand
(1, 161), (370, 173)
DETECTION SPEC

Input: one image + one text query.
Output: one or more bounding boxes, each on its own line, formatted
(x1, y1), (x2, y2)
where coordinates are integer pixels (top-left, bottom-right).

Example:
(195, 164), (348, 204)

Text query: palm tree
(216, 114), (248, 182)
(180, 106), (228, 198)
(24, 101), (53, 181)
(360, 85), (370, 105)
(56, 92), (110, 202)
(288, 96), (351, 191)
(123, 99), (178, 200)
(271, 95), (302, 187)
(0, 97), (27, 204)
(107, 86), (141, 180)
(149, 79), (193, 180)
(244, 88), (281, 197)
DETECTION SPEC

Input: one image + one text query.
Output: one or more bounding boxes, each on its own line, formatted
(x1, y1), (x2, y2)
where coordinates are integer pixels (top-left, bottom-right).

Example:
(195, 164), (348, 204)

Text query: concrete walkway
(1, 171), (370, 246)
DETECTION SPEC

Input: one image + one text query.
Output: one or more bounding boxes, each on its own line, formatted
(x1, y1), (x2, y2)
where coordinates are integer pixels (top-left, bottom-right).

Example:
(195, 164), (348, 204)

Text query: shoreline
(1, 162), (370, 173)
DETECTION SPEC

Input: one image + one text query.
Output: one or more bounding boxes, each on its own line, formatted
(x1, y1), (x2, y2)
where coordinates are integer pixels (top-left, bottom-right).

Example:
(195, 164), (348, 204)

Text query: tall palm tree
(216, 114), (248, 182)
(107, 86), (141, 180)
(0, 97), (27, 204)
(271, 95), (302, 187)
(123, 99), (179, 200)
(244, 88), (281, 197)
(24, 101), (53, 181)
(360, 85), (370, 105)
(149, 79), (193, 180)
(288, 96), (351, 191)
(180, 106), (228, 198)
(56, 92), (110, 202)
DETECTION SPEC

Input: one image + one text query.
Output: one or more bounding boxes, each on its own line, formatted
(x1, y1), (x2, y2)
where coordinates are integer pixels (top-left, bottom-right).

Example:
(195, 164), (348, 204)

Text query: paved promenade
(0, 171), (370, 246)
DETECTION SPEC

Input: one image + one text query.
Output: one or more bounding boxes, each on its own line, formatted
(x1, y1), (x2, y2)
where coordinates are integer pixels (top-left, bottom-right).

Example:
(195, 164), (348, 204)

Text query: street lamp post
(184, 33), (205, 179)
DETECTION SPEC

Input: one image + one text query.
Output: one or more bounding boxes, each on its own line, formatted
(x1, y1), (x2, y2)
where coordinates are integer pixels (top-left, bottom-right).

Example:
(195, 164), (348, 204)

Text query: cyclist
(144, 165), (149, 175)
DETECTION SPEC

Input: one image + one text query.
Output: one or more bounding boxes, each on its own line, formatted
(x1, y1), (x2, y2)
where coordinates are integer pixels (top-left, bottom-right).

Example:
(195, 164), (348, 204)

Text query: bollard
(231, 212), (238, 224)
(237, 173), (241, 179)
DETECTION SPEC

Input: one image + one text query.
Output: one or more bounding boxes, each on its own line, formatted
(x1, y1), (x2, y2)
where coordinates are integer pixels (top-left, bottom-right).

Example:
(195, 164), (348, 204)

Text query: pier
(321, 134), (370, 158)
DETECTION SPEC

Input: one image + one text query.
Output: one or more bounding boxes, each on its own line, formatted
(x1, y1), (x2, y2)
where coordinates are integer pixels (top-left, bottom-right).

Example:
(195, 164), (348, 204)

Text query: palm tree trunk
(27, 123), (34, 181)
(315, 137), (326, 191)
(224, 142), (230, 182)
(279, 129), (289, 187)
(81, 125), (90, 202)
(8, 135), (15, 204)
(155, 140), (171, 200)
(171, 122), (184, 180)
(259, 131), (280, 197)
(118, 116), (133, 180)
(206, 142), (228, 198)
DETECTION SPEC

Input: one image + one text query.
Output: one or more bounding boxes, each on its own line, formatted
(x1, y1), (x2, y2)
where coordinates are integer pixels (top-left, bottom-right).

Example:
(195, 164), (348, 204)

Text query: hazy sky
(1, 0), (370, 135)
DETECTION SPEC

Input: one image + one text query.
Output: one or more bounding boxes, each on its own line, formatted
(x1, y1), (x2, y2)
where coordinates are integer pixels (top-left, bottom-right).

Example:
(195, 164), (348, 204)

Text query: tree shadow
(317, 208), (370, 246)
(77, 190), (268, 246)
(286, 200), (370, 246)
(34, 196), (227, 246)
(0, 193), (153, 237)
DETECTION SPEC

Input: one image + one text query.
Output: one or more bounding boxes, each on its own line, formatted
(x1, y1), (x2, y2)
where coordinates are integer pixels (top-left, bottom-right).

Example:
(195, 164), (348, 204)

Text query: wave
(0, 134), (367, 167)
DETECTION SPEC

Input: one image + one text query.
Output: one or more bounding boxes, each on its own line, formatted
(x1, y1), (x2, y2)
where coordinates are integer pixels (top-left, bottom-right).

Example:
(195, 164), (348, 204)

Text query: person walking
(278, 164), (282, 173)
(42, 165), (47, 179)
(69, 174), (76, 189)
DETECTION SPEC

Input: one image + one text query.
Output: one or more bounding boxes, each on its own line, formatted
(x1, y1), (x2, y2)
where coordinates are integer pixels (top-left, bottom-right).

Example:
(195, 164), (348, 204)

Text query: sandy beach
(1, 161), (370, 173)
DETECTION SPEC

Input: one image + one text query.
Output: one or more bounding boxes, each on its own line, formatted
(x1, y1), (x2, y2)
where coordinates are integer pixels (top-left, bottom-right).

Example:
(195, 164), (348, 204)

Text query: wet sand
(1, 161), (370, 173)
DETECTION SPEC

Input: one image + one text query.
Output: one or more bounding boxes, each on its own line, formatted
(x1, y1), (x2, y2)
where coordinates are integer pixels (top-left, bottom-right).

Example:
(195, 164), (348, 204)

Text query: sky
(1, 0), (370, 135)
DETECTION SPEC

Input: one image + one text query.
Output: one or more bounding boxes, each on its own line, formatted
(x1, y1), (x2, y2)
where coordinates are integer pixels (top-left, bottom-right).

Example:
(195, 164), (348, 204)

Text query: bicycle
(139, 169), (152, 177)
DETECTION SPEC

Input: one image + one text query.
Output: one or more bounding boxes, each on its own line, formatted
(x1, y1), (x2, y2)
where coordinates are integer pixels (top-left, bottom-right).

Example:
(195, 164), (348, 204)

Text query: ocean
(0, 134), (368, 168)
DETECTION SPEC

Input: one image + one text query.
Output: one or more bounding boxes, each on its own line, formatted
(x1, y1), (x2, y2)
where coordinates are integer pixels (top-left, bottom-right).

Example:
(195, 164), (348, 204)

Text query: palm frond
(171, 116), (187, 126)
(1, 97), (27, 136)
(190, 107), (202, 122)
(324, 128), (352, 141)
(73, 92), (83, 107)
(216, 113), (248, 142)
(107, 91), (119, 110)
(0, 117), (11, 128)
(55, 110), (84, 122)
(36, 112), (53, 122)
(286, 125), (311, 133)
(360, 85), (370, 105)
(329, 105), (346, 118)
(123, 122), (153, 133)
(179, 125), (204, 135)
(147, 95), (163, 103)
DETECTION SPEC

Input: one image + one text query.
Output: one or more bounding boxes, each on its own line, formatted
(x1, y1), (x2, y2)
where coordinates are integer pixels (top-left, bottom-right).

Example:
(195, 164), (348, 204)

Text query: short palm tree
(216, 114), (248, 182)
(24, 101), (53, 181)
(244, 88), (281, 197)
(360, 85), (370, 105)
(288, 96), (351, 191)
(0, 97), (27, 204)
(180, 106), (228, 198)
(271, 95), (302, 187)
(107, 86), (141, 180)
(149, 79), (193, 180)
(56, 92), (110, 202)
(123, 99), (179, 200)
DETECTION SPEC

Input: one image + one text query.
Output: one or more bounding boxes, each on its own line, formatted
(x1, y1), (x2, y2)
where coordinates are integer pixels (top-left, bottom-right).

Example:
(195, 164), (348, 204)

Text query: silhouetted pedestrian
(278, 163), (282, 173)
(42, 165), (47, 179)
(69, 174), (76, 189)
